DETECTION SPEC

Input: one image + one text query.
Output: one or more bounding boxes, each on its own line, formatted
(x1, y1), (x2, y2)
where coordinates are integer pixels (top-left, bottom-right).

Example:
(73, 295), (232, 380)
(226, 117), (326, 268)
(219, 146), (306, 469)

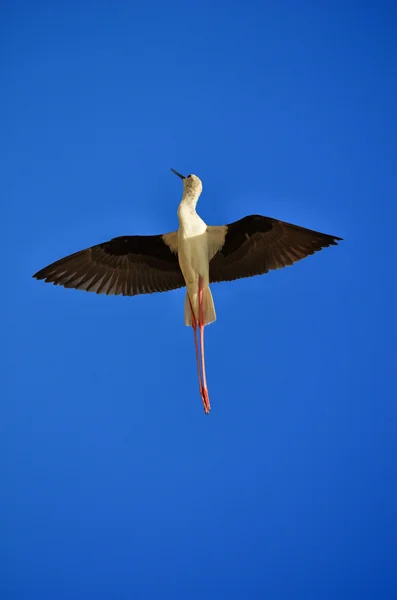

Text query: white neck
(177, 187), (201, 215)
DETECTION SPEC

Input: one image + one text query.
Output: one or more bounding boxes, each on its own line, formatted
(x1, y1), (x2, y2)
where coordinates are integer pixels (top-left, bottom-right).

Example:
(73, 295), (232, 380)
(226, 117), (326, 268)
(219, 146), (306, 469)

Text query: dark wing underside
(33, 234), (185, 296)
(209, 215), (342, 283)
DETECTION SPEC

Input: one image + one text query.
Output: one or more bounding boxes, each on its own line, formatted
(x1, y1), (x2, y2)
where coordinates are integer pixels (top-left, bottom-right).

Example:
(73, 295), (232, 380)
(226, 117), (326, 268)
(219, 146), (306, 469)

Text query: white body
(176, 175), (218, 326)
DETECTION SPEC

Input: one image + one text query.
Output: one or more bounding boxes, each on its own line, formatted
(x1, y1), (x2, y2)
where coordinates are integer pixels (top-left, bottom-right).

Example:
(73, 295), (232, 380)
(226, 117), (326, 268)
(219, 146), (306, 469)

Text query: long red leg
(188, 296), (203, 404)
(198, 277), (211, 414)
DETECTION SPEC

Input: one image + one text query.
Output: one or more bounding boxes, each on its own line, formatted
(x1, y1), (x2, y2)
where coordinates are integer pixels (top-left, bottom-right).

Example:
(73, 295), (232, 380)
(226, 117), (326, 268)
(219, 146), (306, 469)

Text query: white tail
(184, 286), (216, 327)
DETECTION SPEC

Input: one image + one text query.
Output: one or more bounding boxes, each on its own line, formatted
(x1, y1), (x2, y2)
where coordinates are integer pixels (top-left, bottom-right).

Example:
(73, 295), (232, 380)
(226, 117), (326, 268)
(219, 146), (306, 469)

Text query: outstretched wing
(33, 232), (185, 296)
(208, 215), (342, 283)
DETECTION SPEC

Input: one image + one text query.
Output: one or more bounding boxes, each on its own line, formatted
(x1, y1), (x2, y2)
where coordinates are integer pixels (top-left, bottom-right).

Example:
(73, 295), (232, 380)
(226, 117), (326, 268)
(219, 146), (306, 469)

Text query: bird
(33, 169), (342, 414)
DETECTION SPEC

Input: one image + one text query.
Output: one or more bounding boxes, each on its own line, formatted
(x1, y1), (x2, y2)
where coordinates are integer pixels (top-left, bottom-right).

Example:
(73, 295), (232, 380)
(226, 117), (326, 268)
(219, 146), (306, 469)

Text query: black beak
(170, 168), (185, 180)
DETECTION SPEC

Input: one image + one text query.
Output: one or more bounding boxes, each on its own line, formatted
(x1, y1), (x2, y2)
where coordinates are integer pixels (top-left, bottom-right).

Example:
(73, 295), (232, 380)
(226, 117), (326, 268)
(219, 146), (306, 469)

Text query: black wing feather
(33, 234), (185, 296)
(210, 215), (342, 283)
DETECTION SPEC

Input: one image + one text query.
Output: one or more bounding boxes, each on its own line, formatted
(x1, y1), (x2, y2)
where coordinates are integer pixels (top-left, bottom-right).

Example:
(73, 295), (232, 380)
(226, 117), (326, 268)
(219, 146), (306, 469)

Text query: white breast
(177, 207), (209, 285)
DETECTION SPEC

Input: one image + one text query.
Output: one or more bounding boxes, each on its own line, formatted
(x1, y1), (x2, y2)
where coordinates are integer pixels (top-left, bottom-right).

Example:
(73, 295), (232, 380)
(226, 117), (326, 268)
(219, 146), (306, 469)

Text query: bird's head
(170, 169), (203, 196)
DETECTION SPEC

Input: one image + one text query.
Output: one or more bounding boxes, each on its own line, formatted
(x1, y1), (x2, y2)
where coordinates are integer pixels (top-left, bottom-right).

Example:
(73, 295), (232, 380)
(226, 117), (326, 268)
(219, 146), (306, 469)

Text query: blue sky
(2, 1), (396, 598)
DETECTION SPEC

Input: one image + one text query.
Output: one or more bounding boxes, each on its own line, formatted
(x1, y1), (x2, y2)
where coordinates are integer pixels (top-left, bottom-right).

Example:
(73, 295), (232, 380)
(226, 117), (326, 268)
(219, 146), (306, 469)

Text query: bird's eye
(187, 174), (192, 178)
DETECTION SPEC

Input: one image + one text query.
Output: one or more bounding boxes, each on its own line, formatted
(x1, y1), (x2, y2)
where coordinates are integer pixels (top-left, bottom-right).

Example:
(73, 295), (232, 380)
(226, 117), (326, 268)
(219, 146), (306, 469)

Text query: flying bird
(33, 169), (342, 414)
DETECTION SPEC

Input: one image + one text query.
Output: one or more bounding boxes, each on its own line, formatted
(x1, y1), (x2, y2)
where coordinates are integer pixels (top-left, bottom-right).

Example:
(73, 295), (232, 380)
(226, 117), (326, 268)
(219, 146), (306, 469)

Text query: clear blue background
(2, 1), (396, 598)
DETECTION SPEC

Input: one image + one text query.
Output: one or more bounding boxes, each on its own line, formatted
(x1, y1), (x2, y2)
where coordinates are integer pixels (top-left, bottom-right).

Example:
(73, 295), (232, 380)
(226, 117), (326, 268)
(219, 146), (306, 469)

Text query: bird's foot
(200, 387), (211, 414)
